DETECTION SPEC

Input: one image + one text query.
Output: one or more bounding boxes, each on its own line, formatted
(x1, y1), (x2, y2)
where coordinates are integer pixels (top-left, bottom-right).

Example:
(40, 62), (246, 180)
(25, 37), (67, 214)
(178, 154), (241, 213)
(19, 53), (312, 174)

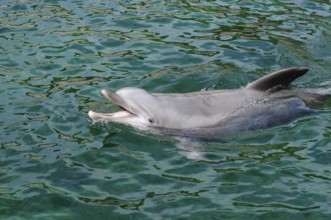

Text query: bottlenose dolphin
(88, 67), (326, 139)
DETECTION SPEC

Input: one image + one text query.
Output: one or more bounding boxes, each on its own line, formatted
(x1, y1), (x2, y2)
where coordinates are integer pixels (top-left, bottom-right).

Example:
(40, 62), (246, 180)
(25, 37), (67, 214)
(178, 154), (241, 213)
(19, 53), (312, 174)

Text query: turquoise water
(1, 0), (331, 219)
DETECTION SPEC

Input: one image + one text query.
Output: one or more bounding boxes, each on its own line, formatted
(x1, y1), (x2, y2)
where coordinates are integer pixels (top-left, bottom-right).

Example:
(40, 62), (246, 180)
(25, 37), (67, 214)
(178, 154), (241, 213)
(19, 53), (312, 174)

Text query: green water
(1, 0), (331, 219)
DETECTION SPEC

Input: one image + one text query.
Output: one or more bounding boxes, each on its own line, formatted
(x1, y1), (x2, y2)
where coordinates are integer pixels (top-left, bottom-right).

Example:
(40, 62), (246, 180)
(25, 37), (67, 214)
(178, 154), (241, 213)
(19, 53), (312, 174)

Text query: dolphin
(88, 67), (326, 139)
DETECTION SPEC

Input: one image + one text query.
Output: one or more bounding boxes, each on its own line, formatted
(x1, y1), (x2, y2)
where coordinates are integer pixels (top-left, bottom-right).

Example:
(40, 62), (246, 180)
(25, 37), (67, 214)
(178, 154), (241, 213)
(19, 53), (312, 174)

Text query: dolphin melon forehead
(117, 87), (149, 97)
(102, 87), (158, 116)
(115, 87), (156, 107)
(101, 87), (149, 105)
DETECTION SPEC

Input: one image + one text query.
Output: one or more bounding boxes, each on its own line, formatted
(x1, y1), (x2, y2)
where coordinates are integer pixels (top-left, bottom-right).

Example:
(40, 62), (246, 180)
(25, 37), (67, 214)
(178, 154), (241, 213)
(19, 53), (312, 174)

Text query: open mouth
(88, 109), (136, 121)
(88, 89), (137, 122)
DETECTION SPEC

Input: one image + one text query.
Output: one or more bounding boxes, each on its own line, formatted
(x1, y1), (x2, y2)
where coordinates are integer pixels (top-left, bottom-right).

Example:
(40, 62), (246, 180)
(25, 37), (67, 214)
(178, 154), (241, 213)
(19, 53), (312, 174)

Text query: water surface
(1, 0), (331, 219)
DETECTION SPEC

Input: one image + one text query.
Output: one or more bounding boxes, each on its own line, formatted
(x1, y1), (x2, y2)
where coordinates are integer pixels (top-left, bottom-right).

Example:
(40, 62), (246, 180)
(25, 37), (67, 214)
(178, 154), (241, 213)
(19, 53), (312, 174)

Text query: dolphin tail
(246, 67), (308, 91)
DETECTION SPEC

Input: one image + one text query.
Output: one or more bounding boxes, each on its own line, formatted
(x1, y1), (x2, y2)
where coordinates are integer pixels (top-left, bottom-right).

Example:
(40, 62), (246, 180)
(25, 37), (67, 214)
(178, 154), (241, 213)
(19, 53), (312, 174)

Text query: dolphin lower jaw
(88, 110), (137, 122)
(88, 110), (152, 132)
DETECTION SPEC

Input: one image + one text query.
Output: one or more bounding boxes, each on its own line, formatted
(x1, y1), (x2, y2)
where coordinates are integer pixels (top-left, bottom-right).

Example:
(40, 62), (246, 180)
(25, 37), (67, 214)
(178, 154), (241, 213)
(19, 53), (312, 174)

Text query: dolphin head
(88, 87), (231, 129)
(88, 88), (160, 127)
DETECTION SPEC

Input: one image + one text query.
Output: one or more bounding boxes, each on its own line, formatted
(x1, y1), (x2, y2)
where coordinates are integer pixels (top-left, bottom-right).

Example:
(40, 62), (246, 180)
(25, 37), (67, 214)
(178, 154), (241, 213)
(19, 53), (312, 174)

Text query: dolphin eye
(148, 118), (154, 123)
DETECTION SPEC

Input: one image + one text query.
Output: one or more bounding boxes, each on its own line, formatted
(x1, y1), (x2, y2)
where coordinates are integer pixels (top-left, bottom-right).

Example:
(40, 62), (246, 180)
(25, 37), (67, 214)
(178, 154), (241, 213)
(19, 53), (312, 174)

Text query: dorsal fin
(246, 67), (308, 91)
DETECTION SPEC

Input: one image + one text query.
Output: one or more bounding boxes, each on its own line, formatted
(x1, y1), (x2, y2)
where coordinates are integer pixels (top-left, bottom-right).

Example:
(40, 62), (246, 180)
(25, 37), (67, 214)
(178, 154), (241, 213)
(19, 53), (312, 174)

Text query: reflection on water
(1, 0), (331, 219)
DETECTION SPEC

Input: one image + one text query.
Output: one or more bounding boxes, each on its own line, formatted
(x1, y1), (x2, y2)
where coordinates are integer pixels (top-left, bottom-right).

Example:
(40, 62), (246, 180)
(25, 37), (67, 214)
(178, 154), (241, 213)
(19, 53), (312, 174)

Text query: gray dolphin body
(89, 67), (324, 139)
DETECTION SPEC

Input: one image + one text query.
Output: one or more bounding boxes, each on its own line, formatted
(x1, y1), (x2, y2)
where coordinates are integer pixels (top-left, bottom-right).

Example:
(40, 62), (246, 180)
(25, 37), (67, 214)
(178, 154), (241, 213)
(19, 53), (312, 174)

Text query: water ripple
(1, 0), (331, 219)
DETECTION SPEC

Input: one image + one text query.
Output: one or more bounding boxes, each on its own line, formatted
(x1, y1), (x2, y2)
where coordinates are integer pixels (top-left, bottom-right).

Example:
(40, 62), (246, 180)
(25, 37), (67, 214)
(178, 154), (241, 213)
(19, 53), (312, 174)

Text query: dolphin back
(246, 67), (308, 91)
